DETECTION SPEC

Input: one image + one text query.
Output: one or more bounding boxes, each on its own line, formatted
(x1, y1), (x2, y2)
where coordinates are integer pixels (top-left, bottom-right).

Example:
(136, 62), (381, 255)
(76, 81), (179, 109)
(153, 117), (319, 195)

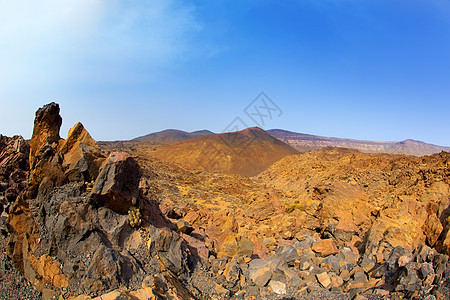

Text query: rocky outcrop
(90, 152), (141, 214)
(0, 135), (29, 214)
(60, 122), (105, 183)
(5, 103), (194, 299)
(29, 102), (62, 165)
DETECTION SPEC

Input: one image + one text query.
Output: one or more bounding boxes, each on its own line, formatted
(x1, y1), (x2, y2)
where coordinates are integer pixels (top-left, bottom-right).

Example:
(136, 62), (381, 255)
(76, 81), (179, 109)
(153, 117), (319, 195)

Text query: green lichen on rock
(128, 206), (142, 228)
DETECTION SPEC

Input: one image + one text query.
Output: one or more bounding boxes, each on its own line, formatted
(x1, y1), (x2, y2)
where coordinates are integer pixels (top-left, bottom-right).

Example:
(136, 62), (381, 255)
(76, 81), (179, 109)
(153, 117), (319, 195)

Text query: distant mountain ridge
(133, 129), (214, 144)
(267, 129), (450, 156)
(151, 127), (299, 176)
(132, 128), (449, 156)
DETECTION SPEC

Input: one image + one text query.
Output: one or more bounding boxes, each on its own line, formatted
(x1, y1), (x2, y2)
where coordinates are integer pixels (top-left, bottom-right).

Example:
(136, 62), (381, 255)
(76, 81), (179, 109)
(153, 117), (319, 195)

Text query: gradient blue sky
(1, 0), (449, 146)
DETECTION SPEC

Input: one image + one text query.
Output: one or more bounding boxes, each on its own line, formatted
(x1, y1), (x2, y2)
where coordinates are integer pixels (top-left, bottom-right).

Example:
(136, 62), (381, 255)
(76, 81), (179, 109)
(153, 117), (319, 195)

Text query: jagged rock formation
(4, 103), (198, 299)
(29, 102), (62, 164)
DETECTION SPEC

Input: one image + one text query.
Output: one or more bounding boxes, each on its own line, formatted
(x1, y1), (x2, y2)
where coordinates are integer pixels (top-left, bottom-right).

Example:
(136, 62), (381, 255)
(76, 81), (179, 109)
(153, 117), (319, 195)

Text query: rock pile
(196, 234), (450, 299)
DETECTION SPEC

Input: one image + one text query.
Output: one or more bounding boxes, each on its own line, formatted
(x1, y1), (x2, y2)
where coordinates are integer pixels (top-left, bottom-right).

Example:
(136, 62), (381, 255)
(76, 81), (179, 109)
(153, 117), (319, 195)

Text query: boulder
(148, 228), (184, 275)
(316, 272), (331, 289)
(320, 255), (340, 272)
(217, 235), (253, 259)
(422, 214), (444, 247)
(312, 239), (338, 257)
(274, 245), (300, 267)
(90, 152), (141, 214)
(269, 280), (286, 295)
(249, 259), (272, 286)
(223, 259), (241, 284)
(175, 219), (194, 234)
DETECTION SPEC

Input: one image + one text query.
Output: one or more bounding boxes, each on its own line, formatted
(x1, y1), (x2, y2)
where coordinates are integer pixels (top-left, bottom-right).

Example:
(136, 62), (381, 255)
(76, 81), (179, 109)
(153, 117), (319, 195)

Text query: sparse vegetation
(128, 206), (142, 228)
(285, 203), (306, 213)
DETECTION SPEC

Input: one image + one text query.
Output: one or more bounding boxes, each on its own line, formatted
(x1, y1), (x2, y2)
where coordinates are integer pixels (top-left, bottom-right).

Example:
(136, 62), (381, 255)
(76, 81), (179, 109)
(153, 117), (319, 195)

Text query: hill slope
(133, 129), (214, 144)
(152, 127), (299, 176)
(268, 129), (450, 156)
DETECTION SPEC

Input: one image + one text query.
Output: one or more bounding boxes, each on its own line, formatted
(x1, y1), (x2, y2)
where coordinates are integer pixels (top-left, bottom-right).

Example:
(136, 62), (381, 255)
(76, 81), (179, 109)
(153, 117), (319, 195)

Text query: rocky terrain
(267, 129), (450, 156)
(151, 127), (299, 177)
(0, 102), (449, 300)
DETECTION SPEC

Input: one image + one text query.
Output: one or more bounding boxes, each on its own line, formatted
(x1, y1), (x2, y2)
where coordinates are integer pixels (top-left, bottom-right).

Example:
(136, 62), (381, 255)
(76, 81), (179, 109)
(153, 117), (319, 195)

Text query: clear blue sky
(1, 0), (449, 146)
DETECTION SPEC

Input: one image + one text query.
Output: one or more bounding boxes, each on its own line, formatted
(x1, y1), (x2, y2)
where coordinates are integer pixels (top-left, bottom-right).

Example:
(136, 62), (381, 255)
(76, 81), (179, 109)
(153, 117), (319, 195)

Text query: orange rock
(312, 239), (338, 257)
(222, 214), (239, 233)
(422, 213), (444, 246)
(59, 122), (99, 154)
(217, 235), (253, 259)
(29, 102), (62, 164)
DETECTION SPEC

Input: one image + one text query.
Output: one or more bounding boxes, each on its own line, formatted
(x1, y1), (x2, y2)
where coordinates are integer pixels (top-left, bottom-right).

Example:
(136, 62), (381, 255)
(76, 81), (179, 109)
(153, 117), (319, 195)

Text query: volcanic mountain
(133, 129), (214, 144)
(151, 127), (299, 176)
(268, 129), (450, 156)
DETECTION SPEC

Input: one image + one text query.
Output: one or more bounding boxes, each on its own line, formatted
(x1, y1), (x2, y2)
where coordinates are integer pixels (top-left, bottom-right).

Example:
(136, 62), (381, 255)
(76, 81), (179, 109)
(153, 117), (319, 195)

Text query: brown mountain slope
(133, 129), (214, 144)
(151, 127), (299, 176)
(268, 129), (450, 156)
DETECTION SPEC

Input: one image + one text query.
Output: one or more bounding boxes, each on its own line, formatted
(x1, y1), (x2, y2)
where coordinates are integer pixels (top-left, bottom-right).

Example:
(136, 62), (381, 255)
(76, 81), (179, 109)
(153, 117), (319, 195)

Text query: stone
(249, 259), (272, 286)
(316, 271), (331, 289)
(217, 235), (253, 259)
(223, 259), (241, 284)
(90, 152), (141, 214)
(293, 235), (315, 251)
(423, 214), (444, 246)
(398, 263), (420, 292)
(29, 102), (62, 164)
(312, 239), (338, 257)
(175, 219), (194, 234)
(360, 256), (376, 273)
(398, 255), (413, 267)
(269, 280), (286, 295)
(330, 273), (344, 288)
(336, 247), (359, 266)
(222, 214), (239, 233)
(386, 246), (408, 269)
(32, 254), (69, 288)
(419, 262), (434, 279)
(262, 237), (277, 248)
(298, 252), (313, 270)
(442, 231), (450, 256)
(214, 282), (230, 297)
(274, 245), (300, 267)
(320, 255), (340, 272)
(148, 228), (184, 275)
(373, 289), (390, 296)
(345, 271), (368, 290)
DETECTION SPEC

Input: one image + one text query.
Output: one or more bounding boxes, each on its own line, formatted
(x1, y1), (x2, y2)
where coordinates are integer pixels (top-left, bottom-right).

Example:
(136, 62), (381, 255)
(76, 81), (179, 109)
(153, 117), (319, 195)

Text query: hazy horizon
(1, 1), (449, 146)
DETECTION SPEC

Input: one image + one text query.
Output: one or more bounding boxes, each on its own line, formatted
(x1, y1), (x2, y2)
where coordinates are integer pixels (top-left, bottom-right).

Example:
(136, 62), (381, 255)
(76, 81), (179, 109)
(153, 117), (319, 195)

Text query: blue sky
(1, 0), (449, 146)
